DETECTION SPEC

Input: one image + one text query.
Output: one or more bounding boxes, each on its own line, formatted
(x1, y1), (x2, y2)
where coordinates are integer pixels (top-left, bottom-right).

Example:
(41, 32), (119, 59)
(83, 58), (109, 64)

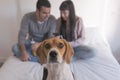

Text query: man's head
(36, 0), (51, 21)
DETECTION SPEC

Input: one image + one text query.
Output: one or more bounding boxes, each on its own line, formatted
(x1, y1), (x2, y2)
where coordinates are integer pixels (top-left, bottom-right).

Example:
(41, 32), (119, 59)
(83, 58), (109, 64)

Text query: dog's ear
(62, 39), (74, 64)
(36, 41), (47, 65)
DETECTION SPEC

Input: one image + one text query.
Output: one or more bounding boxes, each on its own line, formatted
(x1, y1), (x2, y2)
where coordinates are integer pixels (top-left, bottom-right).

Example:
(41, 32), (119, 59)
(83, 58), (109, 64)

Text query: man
(12, 0), (56, 62)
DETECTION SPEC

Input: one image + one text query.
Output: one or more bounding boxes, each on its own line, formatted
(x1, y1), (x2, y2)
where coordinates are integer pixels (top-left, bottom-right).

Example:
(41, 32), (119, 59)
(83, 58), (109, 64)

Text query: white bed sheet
(0, 27), (120, 80)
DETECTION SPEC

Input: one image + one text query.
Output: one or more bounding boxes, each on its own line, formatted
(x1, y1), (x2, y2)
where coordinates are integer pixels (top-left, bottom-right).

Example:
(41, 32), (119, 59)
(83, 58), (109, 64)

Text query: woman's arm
(69, 17), (85, 47)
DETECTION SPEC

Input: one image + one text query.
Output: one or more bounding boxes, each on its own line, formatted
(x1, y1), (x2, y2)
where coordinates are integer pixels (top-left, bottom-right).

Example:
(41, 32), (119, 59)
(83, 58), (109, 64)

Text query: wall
(74, 0), (105, 28)
(0, 0), (120, 62)
(0, 0), (17, 62)
(102, 0), (120, 62)
(0, 0), (37, 62)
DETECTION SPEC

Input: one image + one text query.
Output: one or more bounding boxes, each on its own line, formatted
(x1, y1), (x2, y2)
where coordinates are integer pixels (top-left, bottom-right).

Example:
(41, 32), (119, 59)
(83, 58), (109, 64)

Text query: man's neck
(38, 21), (44, 24)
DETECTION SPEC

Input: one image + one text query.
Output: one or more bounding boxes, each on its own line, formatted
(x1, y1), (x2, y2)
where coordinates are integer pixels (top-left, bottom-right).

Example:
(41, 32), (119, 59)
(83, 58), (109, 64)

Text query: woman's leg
(71, 45), (96, 62)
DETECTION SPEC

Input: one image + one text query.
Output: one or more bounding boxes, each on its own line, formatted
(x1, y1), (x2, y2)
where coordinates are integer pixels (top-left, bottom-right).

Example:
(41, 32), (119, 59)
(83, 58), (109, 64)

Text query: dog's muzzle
(49, 51), (58, 63)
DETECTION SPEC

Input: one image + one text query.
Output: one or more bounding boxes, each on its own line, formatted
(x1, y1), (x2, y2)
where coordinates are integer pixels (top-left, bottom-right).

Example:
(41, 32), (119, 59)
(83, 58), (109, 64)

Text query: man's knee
(11, 44), (21, 56)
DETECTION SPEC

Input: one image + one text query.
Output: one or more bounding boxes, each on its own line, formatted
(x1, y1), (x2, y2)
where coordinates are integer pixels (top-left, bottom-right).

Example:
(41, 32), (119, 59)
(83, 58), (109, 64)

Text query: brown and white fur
(36, 37), (74, 80)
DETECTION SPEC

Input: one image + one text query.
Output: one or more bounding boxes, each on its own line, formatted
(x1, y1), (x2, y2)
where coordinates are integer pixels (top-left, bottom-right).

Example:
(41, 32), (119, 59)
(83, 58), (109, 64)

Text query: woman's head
(59, 0), (76, 41)
(59, 0), (75, 21)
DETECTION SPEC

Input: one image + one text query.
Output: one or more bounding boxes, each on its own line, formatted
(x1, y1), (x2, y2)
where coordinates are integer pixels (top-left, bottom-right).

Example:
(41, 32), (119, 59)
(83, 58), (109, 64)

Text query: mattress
(0, 27), (120, 80)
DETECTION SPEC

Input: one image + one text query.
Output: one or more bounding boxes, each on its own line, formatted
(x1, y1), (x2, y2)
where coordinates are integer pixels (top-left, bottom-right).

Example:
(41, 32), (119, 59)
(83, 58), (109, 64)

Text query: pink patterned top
(56, 16), (85, 47)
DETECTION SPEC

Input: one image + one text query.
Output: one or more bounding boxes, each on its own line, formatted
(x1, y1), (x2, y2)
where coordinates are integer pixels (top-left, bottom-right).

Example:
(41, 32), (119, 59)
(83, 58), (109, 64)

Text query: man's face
(37, 6), (50, 21)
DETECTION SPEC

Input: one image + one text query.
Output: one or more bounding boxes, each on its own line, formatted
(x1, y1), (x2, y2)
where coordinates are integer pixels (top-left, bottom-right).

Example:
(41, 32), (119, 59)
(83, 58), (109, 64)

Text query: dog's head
(36, 37), (74, 65)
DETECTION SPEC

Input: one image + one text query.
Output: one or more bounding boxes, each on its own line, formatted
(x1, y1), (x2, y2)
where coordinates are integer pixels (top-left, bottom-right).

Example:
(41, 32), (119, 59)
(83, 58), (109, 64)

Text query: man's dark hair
(36, 0), (51, 10)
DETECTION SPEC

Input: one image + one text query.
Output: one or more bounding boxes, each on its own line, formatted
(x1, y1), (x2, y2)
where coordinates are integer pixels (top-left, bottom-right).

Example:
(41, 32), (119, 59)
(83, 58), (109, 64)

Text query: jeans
(71, 45), (96, 62)
(12, 40), (39, 63)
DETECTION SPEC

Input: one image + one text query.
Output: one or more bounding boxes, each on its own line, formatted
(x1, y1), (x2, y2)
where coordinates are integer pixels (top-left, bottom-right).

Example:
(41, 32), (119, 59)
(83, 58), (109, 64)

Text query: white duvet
(0, 27), (120, 80)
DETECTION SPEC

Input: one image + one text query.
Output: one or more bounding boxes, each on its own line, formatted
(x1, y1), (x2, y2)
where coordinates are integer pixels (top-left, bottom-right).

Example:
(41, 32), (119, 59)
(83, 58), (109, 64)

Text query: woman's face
(60, 10), (69, 21)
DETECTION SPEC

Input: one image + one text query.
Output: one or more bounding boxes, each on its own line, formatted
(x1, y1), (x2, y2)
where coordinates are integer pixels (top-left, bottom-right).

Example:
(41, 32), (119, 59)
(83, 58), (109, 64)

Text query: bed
(0, 27), (120, 80)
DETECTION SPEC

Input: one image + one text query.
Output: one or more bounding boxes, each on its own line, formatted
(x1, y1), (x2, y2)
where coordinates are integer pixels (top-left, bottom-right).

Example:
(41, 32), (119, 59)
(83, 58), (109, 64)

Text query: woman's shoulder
(76, 16), (83, 22)
(75, 16), (84, 26)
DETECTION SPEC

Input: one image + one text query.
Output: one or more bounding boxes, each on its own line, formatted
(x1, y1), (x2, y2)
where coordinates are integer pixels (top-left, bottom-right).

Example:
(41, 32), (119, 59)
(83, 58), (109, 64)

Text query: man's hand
(31, 42), (41, 56)
(21, 51), (31, 61)
(20, 44), (31, 61)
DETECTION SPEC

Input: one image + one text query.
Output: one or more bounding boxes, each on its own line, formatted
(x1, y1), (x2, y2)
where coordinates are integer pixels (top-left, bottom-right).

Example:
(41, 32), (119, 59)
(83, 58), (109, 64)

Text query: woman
(56, 0), (95, 61)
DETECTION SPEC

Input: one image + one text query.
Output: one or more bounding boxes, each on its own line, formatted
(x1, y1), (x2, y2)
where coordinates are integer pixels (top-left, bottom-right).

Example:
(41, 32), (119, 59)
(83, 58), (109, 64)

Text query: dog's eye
(45, 43), (51, 49)
(58, 43), (64, 48)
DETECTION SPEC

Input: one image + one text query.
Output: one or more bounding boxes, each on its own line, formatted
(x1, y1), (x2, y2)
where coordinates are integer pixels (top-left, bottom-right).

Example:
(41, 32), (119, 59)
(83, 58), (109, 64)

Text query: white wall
(51, 0), (105, 28)
(0, 0), (17, 62)
(0, 0), (37, 62)
(0, 0), (120, 62)
(102, 0), (120, 62)
(74, 0), (105, 28)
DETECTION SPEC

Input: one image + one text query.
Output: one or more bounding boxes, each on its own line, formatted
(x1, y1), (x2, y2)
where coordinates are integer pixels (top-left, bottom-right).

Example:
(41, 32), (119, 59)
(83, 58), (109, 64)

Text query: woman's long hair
(59, 0), (76, 41)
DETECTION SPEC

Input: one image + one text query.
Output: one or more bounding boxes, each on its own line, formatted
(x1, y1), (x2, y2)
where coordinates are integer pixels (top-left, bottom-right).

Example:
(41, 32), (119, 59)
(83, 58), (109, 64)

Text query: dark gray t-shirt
(18, 12), (56, 45)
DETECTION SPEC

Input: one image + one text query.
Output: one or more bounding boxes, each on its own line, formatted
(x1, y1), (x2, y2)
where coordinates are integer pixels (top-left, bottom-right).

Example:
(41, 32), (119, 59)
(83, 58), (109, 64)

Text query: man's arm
(18, 14), (30, 61)
(48, 16), (57, 38)
(19, 44), (30, 61)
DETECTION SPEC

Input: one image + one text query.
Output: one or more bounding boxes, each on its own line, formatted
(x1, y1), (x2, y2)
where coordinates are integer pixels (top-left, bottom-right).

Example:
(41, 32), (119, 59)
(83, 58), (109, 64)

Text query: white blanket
(0, 27), (120, 80)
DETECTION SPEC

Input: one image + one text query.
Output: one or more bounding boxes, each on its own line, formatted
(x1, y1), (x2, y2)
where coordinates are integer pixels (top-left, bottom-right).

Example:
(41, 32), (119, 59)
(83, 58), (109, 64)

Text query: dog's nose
(49, 51), (57, 58)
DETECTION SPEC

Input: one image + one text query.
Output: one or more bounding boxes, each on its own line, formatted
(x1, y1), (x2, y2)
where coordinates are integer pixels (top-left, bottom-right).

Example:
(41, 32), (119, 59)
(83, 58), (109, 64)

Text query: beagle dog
(36, 37), (74, 80)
